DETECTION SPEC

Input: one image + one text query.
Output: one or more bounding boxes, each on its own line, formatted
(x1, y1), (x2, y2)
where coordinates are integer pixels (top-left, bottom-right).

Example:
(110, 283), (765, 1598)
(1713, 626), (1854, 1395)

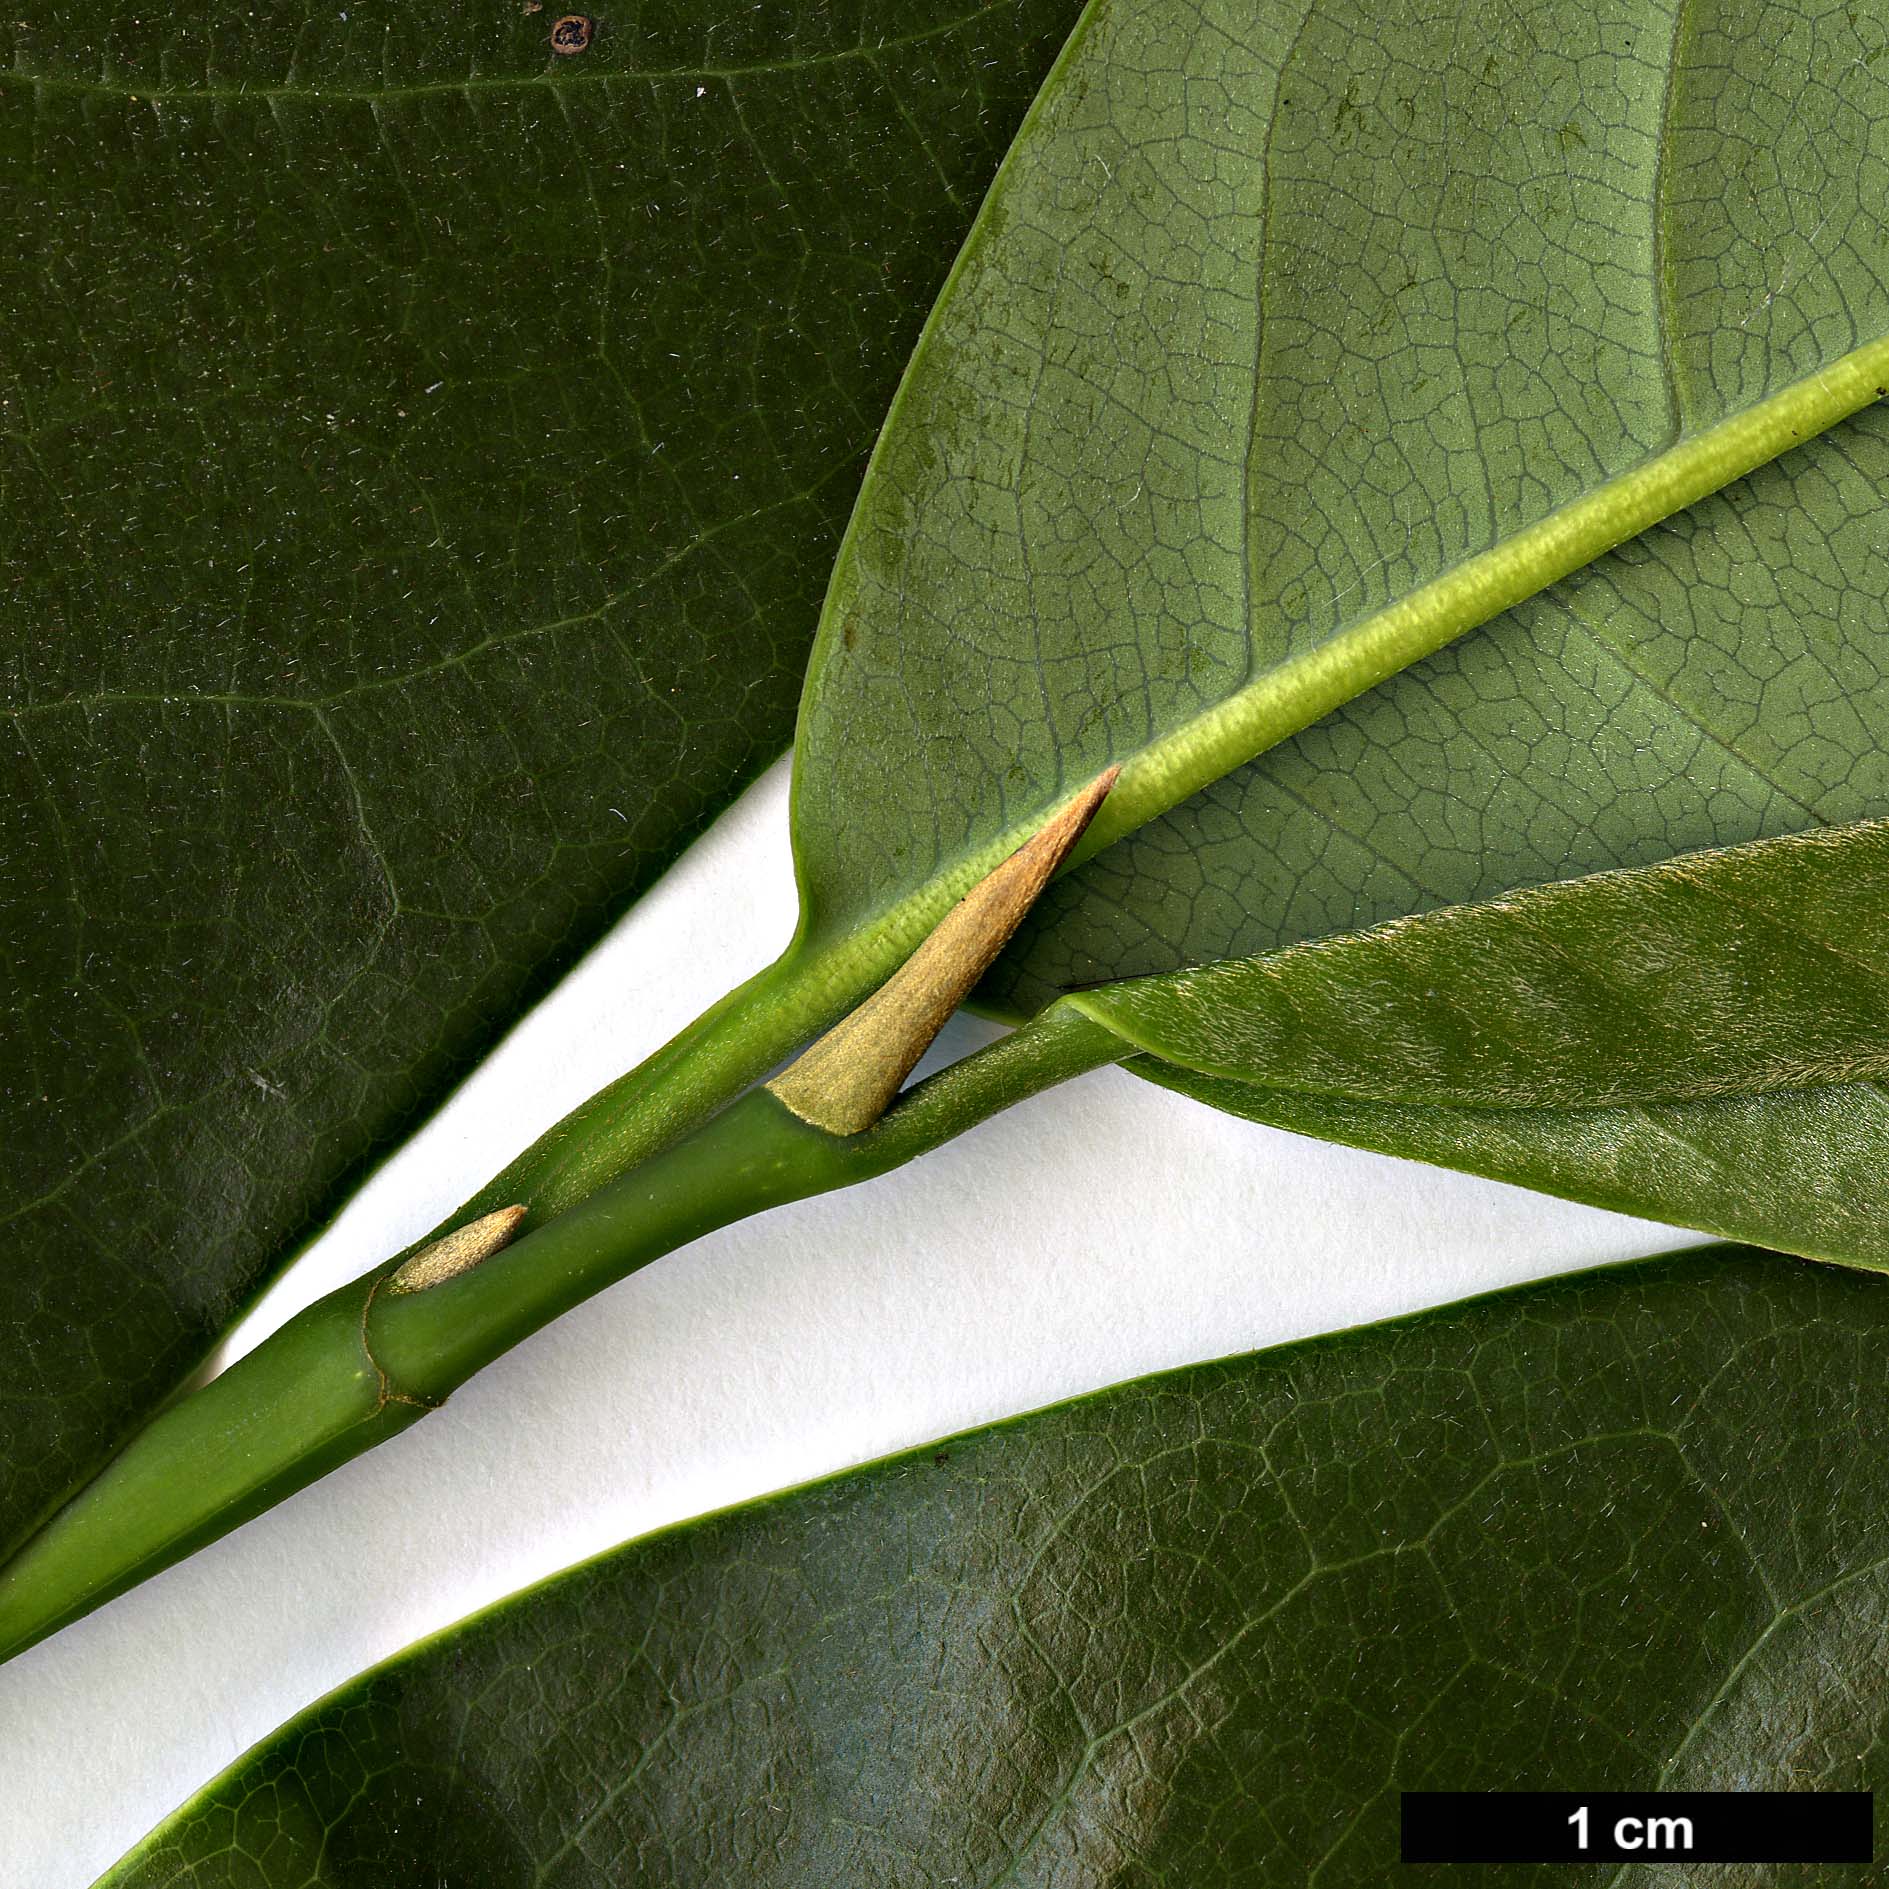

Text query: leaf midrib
(782, 0), (1889, 1018)
(788, 335), (1889, 1047)
(1100, 335), (1889, 856)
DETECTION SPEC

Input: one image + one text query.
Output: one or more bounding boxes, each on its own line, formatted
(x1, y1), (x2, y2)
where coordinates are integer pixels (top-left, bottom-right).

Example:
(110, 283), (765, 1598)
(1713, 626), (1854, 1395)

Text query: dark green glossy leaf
(0, 0), (1080, 1564)
(1065, 818), (1889, 1264)
(103, 1245), (1889, 1886)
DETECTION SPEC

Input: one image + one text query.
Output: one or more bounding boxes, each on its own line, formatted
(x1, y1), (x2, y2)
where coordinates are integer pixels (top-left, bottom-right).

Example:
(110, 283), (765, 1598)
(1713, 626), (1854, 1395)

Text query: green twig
(0, 1002), (1122, 1664)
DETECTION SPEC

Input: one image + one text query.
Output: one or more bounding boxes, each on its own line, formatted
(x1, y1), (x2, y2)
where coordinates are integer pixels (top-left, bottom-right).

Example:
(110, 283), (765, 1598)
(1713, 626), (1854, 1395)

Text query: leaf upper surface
(0, 0), (1080, 1563)
(103, 1246), (1889, 1886)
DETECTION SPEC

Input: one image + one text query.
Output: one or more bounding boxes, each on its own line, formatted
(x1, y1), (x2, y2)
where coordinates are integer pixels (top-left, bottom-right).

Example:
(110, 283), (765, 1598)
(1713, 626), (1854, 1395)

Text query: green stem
(410, 946), (822, 1239)
(323, 349), (1889, 1269)
(13, 349), (1886, 1667)
(0, 1005), (1122, 1665)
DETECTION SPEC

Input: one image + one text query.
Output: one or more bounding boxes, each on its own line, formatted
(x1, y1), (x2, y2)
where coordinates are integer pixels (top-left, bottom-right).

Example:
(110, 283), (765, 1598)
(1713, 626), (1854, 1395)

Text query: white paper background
(0, 758), (1706, 1885)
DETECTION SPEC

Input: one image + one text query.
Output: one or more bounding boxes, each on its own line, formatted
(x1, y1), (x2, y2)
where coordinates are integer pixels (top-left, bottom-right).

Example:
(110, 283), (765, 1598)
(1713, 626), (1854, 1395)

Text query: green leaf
(101, 1244), (1889, 1884)
(395, 0), (1888, 1276)
(783, 0), (1889, 1040)
(1148, 1062), (1889, 1274)
(900, 0), (1889, 1260)
(0, 0), (1081, 1567)
(1080, 821), (1889, 1109)
(115, 0), (1887, 1337)
(989, 404), (1889, 1016)
(1063, 818), (1889, 1263)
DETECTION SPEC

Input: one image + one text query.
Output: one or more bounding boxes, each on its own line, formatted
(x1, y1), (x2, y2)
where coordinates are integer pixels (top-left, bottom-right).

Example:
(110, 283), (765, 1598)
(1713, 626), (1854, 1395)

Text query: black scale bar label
(1401, 1790), (1872, 1864)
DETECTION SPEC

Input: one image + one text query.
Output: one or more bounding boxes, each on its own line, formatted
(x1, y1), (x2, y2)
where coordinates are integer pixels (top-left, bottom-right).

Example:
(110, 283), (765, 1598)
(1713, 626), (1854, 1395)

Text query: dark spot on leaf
(842, 620), (858, 651)
(933, 1450), (950, 1466)
(550, 14), (594, 54)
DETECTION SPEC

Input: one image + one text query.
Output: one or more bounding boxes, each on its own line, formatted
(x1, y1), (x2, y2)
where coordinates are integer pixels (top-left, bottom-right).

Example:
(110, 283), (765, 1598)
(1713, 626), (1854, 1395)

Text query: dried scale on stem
(10, 328), (1889, 1667)
(0, 776), (1131, 1664)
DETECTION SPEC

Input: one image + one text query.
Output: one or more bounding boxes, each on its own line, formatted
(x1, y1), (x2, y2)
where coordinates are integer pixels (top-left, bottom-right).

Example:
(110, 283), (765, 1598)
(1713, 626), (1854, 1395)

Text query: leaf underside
(0, 0), (1080, 1565)
(993, 400), (1889, 1013)
(1145, 1059), (1889, 1271)
(778, 0), (1889, 1254)
(1059, 818), (1889, 1264)
(776, 0), (1889, 1151)
(105, 1245), (1889, 1887)
(873, 0), (1889, 1254)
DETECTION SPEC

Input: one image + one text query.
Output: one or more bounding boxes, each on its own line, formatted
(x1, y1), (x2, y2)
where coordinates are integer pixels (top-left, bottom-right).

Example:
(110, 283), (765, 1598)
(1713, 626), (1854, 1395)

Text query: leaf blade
(100, 1245), (1889, 1884)
(1046, 818), (1889, 1264)
(0, 0), (1082, 1565)
(788, 0), (1889, 982)
(1071, 818), (1889, 1110)
(1140, 1064), (1889, 1268)
(990, 403), (1889, 1021)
